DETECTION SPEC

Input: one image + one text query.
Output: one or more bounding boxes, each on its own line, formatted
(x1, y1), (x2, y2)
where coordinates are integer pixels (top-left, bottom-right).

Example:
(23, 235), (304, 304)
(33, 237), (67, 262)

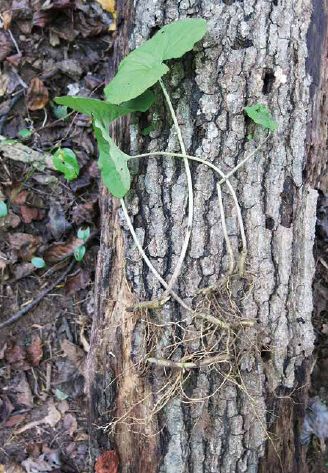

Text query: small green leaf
(141, 123), (158, 136)
(104, 19), (207, 104)
(77, 227), (90, 242)
(244, 104), (278, 131)
(18, 128), (32, 139)
(52, 104), (69, 120)
(52, 148), (80, 181)
(94, 120), (131, 198)
(55, 90), (155, 128)
(0, 201), (8, 217)
(74, 245), (86, 262)
(55, 388), (69, 400)
(31, 257), (46, 269)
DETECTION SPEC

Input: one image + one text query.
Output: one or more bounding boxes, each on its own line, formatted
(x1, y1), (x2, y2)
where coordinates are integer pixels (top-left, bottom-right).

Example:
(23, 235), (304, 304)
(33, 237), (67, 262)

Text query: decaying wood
(87, 1), (320, 471)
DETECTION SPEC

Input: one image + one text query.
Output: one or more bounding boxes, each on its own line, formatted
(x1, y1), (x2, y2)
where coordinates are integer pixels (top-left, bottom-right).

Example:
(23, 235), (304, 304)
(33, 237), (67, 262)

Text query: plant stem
(159, 79), (193, 294)
(217, 183), (234, 274)
(120, 198), (229, 329)
(130, 150), (247, 272)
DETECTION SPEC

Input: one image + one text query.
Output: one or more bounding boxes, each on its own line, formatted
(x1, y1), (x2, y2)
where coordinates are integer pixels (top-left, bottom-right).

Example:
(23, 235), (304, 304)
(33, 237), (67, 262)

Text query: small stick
(0, 259), (75, 329)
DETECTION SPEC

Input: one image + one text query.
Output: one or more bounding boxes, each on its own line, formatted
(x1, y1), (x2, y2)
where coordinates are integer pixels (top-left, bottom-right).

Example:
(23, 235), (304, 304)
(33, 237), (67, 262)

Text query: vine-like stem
(217, 183), (234, 274)
(130, 150), (248, 272)
(159, 79), (194, 295)
(120, 198), (229, 329)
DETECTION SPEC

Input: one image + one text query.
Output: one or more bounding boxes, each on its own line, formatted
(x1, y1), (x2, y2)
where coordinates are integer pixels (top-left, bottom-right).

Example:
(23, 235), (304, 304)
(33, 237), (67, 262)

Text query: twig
(8, 29), (21, 55)
(0, 259), (75, 329)
(159, 79), (194, 294)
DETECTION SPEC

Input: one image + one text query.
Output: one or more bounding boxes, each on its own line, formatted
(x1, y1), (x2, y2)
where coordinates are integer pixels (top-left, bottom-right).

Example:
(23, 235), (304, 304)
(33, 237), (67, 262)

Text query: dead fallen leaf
(2, 10), (12, 29)
(4, 413), (26, 428)
(13, 262), (35, 281)
(63, 413), (78, 436)
(0, 73), (9, 96)
(0, 212), (21, 230)
(26, 78), (49, 111)
(6, 54), (23, 67)
(60, 339), (86, 375)
(5, 341), (26, 365)
(8, 232), (42, 260)
(20, 205), (44, 223)
(32, 10), (51, 28)
(0, 396), (14, 423)
(71, 201), (96, 225)
(47, 203), (72, 240)
(22, 449), (61, 473)
(27, 335), (43, 367)
(65, 268), (90, 295)
(3, 463), (25, 473)
(15, 401), (61, 434)
(44, 237), (84, 263)
(96, 0), (115, 13)
(10, 189), (28, 205)
(95, 451), (119, 473)
(15, 373), (34, 408)
(0, 32), (13, 61)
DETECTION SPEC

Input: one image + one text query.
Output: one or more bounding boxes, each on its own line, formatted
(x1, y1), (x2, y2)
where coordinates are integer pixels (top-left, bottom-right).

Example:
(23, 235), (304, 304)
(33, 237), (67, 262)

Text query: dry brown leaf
(0, 212), (21, 230)
(60, 339), (86, 375)
(4, 413), (26, 428)
(27, 335), (43, 367)
(96, 0), (115, 13)
(44, 237), (84, 263)
(20, 205), (44, 223)
(95, 451), (119, 473)
(2, 10), (12, 29)
(8, 232), (42, 260)
(26, 78), (49, 111)
(15, 401), (61, 434)
(15, 373), (34, 407)
(3, 463), (25, 473)
(5, 341), (26, 365)
(63, 413), (78, 436)
(65, 268), (90, 295)
(0, 32), (13, 61)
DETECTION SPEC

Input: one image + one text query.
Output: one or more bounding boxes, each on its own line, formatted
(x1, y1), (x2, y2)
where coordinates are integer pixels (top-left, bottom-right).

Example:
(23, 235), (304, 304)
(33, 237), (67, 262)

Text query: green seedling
(244, 103), (278, 131)
(52, 148), (80, 181)
(74, 245), (86, 262)
(31, 257), (46, 269)
(77, 226), (90, 241)
(18, 128), (33, 139)
(0, 201), (8, 218)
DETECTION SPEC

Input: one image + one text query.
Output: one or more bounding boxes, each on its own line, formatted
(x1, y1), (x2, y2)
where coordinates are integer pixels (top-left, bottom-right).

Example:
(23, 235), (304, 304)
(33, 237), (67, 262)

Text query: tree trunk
(86, 1), (322, 472)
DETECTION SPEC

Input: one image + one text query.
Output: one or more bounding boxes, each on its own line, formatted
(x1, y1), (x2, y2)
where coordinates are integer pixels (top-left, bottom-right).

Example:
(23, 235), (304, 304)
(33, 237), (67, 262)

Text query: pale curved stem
(159, 79), (193, 294)
(217, 183), (234, 274)
(120, 198), (228, 329)
(130, 150), (247, 270)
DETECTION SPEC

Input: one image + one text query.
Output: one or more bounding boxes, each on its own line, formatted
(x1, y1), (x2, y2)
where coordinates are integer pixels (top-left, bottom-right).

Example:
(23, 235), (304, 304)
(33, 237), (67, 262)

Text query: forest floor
(0, 1), (115, 472)
(0, 2), (328, 473)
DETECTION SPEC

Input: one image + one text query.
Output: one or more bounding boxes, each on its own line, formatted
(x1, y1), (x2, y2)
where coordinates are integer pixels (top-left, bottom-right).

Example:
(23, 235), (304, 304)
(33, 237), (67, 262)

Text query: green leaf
(74, 245), (86, 262)
(55, 90), (154, 128)
(142, 18), (207, 61)
(52, 148), (80, 181)
(141, 123), (158, 136)
(55, 388), (69, 400)
(244, 104), (278, 131)
(52, 104), (69, 120)
(0, 201), (8, 218)
(94, 120), (131, 198)
(104, 19), (207, 104)
(18, 128), (32, 139)
(31, 257), (46, 268)
(77, 226), (90, 242)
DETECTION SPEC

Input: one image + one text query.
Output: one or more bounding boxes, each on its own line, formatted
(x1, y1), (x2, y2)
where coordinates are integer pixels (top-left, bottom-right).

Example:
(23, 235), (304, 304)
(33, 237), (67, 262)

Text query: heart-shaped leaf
(52, 148), (80, 181)
(104, 19), (207, 104)
(94, 120), (131, 198)
(244, 104), (278, 131)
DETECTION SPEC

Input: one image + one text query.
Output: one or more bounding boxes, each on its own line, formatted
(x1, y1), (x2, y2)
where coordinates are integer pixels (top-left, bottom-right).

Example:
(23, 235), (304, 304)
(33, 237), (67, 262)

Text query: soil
(0, 1), (115, 471)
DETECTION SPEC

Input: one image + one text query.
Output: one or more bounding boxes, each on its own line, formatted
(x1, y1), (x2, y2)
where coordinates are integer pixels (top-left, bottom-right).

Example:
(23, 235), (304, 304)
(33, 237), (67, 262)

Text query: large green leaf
(104, 19), (207, 104)
(54, 90), (155, 127)
(94, 121), (131, 198)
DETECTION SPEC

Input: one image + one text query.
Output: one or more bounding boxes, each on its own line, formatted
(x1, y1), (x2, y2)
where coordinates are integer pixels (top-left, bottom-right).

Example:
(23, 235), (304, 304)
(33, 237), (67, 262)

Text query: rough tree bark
(86, 1), (323, 472)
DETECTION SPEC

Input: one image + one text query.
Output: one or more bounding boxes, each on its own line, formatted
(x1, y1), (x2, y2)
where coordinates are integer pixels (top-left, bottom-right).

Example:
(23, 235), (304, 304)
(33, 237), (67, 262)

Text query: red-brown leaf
(20, 206), (44, 224)
(26, 335), (43, 367)
(44, 237), (84, 263)
(26, 78), (49, 111)
(95, 451), (119, 473)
